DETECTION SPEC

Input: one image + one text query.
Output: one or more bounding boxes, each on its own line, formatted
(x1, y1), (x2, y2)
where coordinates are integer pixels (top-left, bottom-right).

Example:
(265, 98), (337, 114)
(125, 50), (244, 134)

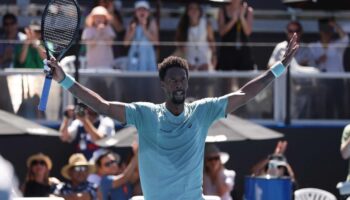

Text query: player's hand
(46, 57), (65, 82)
(282, 33), (299, 67)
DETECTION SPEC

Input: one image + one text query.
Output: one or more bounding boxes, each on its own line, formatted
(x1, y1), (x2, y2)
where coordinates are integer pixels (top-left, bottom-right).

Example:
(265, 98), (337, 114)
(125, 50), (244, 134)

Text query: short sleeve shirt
(125, 96), (228, 200)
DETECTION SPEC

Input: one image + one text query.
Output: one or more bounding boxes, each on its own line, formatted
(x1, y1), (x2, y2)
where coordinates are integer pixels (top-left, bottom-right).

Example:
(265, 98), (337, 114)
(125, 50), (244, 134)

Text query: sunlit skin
(68, 166), (89, 187)
(99, 154), (120, 176)
(135, 7), (149, 25)
(31, 161), (48, 183)
(187, 3), (201, 26)
(161, 67), (188, 115)
(92, 15), (108, 28)
(286, 23), (302, 43)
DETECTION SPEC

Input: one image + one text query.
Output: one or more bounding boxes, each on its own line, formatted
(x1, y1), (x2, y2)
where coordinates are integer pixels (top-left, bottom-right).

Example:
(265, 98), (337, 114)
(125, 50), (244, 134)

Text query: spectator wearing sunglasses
(95, 148), (138, 200)
(54, 153), (100, 200)
(203, 144), (235, 200)
(22, 153), (59, 197)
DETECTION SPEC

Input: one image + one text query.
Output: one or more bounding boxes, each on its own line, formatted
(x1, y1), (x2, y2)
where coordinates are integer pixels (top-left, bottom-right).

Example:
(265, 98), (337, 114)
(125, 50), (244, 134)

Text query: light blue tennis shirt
(125, 96), (228, 200)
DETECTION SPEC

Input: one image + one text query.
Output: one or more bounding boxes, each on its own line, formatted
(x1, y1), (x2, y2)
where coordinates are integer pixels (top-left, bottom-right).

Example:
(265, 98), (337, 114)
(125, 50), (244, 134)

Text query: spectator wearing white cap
(124, 0), (158, 71)
(203, 144), (236, 200)
(83, 6), (116, 69)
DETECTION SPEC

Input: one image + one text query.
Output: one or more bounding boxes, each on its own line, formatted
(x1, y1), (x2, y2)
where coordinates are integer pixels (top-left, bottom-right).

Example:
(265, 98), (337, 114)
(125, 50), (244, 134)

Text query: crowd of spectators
(0, 0), (349, 73)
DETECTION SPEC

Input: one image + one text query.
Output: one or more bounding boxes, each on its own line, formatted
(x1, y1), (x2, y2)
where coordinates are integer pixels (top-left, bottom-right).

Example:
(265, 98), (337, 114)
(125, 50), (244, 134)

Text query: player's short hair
(158, 56), (189, 81)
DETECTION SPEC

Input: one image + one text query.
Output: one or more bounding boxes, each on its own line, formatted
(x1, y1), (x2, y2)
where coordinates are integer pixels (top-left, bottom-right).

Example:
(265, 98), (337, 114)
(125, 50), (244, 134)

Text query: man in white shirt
(308, 18), (349, 72)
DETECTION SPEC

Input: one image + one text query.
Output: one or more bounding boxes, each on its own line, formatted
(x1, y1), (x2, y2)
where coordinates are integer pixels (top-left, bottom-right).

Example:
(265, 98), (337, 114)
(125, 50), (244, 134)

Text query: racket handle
(38, 75), (53, 111)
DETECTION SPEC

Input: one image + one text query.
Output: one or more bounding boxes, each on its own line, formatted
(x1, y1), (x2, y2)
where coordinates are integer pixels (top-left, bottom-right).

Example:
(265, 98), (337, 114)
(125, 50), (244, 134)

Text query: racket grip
(38, 75), (53, 111)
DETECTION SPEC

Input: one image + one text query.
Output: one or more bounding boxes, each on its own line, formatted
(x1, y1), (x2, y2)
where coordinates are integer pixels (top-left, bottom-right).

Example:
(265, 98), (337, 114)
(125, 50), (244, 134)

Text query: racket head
(41, 0), (80, 60)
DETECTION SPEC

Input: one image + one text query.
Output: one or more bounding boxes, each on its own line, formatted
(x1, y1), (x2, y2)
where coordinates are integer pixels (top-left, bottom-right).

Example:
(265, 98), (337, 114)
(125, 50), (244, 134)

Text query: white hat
(135, 1), (150, 10)
(205, 143), (230, 164)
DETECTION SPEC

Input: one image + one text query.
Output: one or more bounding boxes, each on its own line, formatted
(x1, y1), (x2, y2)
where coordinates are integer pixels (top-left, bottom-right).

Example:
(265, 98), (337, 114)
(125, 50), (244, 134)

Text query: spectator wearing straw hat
(22, 153), (59, 197)
(54, 153), (100, 200)
(203, 144), (235, 200)
(83, 5), (116, 69)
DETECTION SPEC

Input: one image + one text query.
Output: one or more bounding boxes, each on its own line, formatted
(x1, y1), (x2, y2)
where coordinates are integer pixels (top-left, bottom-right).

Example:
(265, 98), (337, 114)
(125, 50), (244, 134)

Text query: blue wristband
(270, 62), (285, 78)
(59, 74), (75, 90)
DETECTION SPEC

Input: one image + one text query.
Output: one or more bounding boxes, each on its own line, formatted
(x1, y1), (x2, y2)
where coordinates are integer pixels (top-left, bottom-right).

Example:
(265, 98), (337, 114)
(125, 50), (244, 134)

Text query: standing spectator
(203, 144), (235, 200)
(0, 13), (26, 69)
(175, 2), (217, 71)
(54, 153), (100, 200)
(217, 0), (255, 71)
(22, 153), (59, 197)
(94, 0), (126, 59)
(13, 19), (46, 68)
(308, 17), (349, 72)
(268, 21), (319, 119)
(83, 6), (116, 69)
(59, 103), (116, 160)
(95, 149), (138, 200)
(307, 18), (349, 118)
(124, 0), (158, 71)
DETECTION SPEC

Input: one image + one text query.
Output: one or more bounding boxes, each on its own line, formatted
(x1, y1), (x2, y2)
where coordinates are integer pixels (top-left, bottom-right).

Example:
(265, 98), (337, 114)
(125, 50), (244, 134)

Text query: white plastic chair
(294, 188), (337, 200)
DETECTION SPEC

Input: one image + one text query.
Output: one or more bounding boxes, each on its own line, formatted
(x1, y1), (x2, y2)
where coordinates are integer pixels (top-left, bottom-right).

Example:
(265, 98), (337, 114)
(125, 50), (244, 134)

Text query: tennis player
(47, 34), (299, 200)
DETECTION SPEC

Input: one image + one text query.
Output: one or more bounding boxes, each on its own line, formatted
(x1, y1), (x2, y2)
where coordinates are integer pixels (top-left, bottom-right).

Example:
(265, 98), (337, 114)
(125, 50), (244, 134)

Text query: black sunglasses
(206, 156), (220, 162)
(31, 160), (46, 166)
(104, 160), (118, 167)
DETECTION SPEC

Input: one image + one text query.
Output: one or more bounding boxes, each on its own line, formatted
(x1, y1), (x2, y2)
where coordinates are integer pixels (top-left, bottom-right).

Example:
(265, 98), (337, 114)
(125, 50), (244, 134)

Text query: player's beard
(171, 90), (185, 105)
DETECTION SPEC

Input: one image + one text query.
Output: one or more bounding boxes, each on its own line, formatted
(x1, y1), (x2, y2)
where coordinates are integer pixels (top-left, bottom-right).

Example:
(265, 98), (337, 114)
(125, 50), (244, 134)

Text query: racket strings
(42, 0), (79, 54)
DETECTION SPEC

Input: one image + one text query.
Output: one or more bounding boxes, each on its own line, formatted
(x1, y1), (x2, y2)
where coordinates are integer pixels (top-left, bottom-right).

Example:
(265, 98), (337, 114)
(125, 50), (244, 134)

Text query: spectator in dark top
(22, 153), (59, 197)
(54, 153), (100, 200)
(217, 0), (255, 71)
(0, 13), (26, 69)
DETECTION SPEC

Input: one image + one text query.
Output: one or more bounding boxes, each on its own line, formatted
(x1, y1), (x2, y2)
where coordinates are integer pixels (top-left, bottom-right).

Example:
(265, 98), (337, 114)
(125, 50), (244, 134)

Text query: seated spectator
(251, 141), (297, 189)
(217, 0), (255, 71)
(13, 19), (46, 68)
(203, 144), (235, 200)
(124, 0), (158, 71)
(175, 2), (216, 71)
(83, 6), (116, 69)
(307, 17), (349, 72)
(0, 13), (26, 69)
(54, 153), (100, 200)
(95, 148), (138, 200)
(22, 153), (59, 197)
(59, 103), (116, 160)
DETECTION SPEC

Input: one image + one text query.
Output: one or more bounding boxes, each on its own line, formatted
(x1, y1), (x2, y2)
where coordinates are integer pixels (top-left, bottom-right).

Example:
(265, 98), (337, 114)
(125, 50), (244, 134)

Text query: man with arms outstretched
(47, 34), (299, 200)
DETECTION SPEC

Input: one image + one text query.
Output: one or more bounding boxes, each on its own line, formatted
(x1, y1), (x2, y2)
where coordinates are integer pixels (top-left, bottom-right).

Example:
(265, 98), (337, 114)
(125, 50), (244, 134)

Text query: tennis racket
(38, 0), (80, 111)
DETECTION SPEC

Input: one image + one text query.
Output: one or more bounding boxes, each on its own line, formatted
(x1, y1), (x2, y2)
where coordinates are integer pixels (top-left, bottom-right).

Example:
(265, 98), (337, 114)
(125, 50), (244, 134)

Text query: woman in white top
(203, 144), (235, 200)
(82, 6), (116, 69)
(175, 2), (216, 71)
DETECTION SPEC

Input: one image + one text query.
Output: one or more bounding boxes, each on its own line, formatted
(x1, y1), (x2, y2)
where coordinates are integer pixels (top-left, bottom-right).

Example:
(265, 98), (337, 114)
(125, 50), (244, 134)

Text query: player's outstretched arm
(47, 57), (127, 123)
(224, 33), (299, 115)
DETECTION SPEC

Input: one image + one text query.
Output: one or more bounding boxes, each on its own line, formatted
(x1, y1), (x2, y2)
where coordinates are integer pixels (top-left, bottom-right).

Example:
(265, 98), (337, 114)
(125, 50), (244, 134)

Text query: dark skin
(47, 34), (298, 124)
